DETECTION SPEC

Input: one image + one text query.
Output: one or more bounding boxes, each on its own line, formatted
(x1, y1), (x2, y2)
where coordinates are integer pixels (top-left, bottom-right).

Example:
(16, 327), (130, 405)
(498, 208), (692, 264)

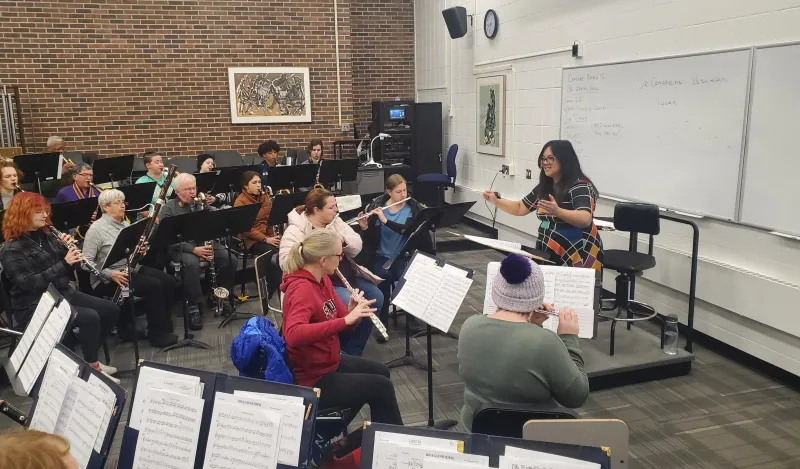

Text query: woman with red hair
(0, 192), (120, 381)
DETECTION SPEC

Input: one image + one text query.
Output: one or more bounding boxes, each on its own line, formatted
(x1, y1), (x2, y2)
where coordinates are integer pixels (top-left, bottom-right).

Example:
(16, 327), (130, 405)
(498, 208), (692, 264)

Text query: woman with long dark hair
(482, 140), (603, 270)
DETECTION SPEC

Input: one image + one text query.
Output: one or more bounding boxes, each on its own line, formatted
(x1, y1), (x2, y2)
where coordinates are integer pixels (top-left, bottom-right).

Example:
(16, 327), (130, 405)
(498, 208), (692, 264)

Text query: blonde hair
(0, 429), (71, 469)
(284, 230), (340, 274)
(386, 174), (406, 190)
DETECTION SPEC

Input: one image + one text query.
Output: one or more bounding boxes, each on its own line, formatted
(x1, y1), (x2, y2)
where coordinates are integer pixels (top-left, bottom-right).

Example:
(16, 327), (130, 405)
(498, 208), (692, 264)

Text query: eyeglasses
(77, 173), (93, 178)
(539, 156), (555, 165)
(332, 253), (344, 259)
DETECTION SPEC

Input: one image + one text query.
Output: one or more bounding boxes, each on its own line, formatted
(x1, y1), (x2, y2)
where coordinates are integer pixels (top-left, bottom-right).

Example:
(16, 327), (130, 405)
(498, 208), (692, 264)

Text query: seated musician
(357, 174), (432, 334)
(46, 135), (76, 178)
(158, 173), (238, 331)
(457, 253), (589, 429)
(135, 151), (174, 206)
(281, 229), (403, 426)
(196, 153), (231, 207)
(0, 192), (120, 381)
(279, 188), (384, 356)
(0, 429), (79, 469)
(301, 138), (324, 165)
(258, 140), (281, 187)
(0, 159), (23, 210)
(233, 170), (282, 298)
(81, 189), (179, 348)
(54, 163), (102, 203)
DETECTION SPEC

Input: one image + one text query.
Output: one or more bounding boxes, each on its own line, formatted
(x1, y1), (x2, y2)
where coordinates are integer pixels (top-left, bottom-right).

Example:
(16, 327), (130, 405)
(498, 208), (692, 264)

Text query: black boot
(188, 304), (203, 331)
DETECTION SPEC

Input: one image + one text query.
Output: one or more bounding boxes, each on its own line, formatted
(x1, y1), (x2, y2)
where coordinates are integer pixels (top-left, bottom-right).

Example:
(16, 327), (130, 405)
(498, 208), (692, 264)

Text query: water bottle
(663, 314), (679, 355)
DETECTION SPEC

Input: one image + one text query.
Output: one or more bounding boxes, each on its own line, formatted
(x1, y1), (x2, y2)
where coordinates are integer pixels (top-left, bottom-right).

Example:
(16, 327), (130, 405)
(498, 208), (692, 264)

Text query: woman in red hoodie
(281, 229), (404, 425)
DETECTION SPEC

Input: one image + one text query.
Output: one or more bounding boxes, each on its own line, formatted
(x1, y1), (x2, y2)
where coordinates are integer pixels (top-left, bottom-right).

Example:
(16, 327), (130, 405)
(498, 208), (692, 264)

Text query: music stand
(119, 182), (156, 214)
(215, 165), (259, 202)
(102, 219), (149, 364)
(14, 152), (61, 193)
(267, 165), (318, 192)
(194, 171), (217, 195)
(92, 154), (134, 187)
(50, 198), (98, 231)
(266, 192), (308, 227)
(318, 158), (358, 192)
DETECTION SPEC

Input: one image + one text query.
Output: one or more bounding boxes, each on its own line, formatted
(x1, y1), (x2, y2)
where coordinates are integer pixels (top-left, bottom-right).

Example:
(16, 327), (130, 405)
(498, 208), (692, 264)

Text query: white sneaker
(99, 363), (118, 376)
(102, 371), (121, 385)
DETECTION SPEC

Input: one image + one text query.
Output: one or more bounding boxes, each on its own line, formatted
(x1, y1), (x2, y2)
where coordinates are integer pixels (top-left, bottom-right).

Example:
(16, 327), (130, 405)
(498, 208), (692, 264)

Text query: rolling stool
(600, 203), (664, 356)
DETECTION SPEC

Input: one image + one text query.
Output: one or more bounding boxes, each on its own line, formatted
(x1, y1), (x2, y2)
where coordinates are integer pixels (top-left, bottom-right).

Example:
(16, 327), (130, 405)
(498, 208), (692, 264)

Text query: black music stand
(92, 154), (134, 187)
(319, 158), (358, 192)
(14, 152), (61, 193)
(194, 171), (217, 195)
(215, 165), (259, 202)
(267, 192), (308, 227)
(267, 165), (318, 192)
(102, 219), (149, 365)
(119, 182), (156, 214)
(149, 213), (212, 352)
(50, 198), (98, 231)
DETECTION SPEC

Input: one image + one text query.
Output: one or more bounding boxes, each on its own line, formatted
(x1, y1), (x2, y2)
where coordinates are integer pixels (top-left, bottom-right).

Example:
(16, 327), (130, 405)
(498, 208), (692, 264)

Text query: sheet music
(482, 262), (500, 315)
(397, 445), (488, 469)
(464, 235), (522, 252)
(593, 218), (614, 230)
(539, 266), (596, 339)
(88, 374), (117, 453)
(336, 194), (363, 213)
(219, 392), (304, 466)
(372, 432), (462, 469)
(63, 378), (108, 469)
(18, 300), (72, 393)
(422, 268), (472, 332)
(10, 291), (55, 370)
(53, 377), (80, 435)
(423, 460), (490, 469)
(392, 261), (442, 317)
(203, 398), (282, 469)
(402, 253), (438, 279)
(502, 448), (599, 469)
(234, 390), (304, 406)
(132, 389), (204, 469)
(129, 367), (202, 430)
(28, 348), (80, 433)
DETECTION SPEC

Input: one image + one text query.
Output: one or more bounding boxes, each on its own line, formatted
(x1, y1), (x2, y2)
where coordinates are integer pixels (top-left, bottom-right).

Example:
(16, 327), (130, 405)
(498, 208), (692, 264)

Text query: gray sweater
(158, 198), (217, 259)
(457, 314), (590, 430)
(81, 214), (130, 288)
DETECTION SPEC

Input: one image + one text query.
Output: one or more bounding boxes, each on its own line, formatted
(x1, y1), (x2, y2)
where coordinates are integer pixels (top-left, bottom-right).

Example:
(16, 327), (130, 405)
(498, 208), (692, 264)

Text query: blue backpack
(230, 316), (294, 384)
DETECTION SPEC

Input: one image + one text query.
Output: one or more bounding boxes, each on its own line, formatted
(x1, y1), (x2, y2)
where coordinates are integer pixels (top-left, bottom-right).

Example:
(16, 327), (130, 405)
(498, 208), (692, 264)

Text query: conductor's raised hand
(556, 308), (580, 336)
(344, 298), (377, 326)
(482, 190), (498, 205)
(537, 195), (561, 217)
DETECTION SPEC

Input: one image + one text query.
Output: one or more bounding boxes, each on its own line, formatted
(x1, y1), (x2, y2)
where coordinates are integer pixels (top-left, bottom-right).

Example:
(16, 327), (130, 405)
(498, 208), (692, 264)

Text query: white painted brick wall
(415, 0), (800, 375)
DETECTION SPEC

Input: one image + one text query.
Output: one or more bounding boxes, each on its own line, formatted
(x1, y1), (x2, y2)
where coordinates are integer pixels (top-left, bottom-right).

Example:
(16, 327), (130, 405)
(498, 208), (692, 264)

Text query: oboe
(334, 268), (389, 341)
(46, 223), (104, 277)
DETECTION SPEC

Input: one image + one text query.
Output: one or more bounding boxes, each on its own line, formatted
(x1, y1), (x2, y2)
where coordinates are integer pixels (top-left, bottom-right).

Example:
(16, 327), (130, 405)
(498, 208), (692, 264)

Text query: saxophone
(334, 268), (389, 341)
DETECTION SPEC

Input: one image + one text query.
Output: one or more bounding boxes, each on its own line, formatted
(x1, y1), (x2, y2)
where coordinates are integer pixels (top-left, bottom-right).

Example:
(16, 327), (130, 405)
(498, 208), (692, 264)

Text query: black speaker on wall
(442, 6), (468, 39)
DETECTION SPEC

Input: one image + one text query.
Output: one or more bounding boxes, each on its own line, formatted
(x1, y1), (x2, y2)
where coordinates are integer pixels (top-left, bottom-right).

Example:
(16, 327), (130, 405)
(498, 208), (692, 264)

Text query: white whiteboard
(740, 43), (800, 236)
(560, 49), (752, 220)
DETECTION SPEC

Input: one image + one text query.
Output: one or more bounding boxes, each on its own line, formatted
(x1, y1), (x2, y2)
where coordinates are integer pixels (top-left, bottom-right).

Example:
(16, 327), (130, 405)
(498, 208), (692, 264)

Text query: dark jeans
(373, 255), (407, 324)
(93, 266), (177, 336)
(334, 278), (384, 356)
(71, 291), (120, 363)
(175, 243), (237, 305)
(248, 241), (282, 297)
(314, 354), (403, 426)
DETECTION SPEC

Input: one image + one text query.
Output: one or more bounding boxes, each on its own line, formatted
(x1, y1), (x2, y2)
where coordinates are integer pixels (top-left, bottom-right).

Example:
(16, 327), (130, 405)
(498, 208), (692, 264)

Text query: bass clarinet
(334, 268), (389, 341)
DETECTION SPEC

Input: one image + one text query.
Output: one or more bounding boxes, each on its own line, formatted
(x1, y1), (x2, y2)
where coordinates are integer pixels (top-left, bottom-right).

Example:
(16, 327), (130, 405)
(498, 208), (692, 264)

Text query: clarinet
(334, 268), (389, 341)
(0, 400), (26, 425)
(46, 224), (104, 278)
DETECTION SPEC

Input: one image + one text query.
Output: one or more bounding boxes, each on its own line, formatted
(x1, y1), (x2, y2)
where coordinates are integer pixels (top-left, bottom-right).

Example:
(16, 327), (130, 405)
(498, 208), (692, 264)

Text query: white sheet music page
(372, 431), (462, 469)
(63, 378), (108, 469)
(423, 267), (472, 332)
(336, 194), (363, 213)
(397, 445), (488, 469)
(53, 377), (81, 436)
(482, 262), (500, 315)
(18, 299), (72, 394)
(10, 291), (55, 370)
(504, 446), (599, 468)
(132, 389), (204, 469)
(234, 390), (304, 406)
(464, 235), (523, 253)
(129, 367), (201, 430)
(539, 266), (596, 339)
(219, 392), (304, 466)
(392, 259), (442, 318)
(87, 374), (117, 453)
(202, 398), (282, 469)
(28, 348), (80, 433)
(423, 460), (491, 469)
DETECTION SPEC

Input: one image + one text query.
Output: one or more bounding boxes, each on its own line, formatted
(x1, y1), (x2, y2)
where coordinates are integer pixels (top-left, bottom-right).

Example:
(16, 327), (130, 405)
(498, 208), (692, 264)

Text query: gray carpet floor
(2, 234), (799, 469)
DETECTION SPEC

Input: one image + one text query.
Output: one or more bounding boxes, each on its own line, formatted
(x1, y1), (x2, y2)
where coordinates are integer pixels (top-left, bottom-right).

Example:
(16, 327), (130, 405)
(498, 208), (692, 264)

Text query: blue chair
(416, 144), (458, 206)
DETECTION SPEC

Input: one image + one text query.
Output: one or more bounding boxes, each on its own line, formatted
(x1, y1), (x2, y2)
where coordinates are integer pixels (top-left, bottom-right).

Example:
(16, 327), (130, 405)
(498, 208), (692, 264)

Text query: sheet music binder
(25, 343), (127, 469)
(359, 422), (611, 469)
(118, 361), (321, 469)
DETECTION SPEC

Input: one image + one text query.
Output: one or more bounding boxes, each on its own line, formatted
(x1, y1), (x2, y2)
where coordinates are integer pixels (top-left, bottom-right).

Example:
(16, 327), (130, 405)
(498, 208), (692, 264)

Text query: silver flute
(334, 268), (389, 341)
(46, 223), (104, 278)
(344, 197), (410, 225)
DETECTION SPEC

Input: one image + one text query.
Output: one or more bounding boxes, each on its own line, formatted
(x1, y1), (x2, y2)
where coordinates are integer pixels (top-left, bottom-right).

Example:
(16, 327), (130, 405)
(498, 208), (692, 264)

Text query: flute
(345, 197), (410, 225)
(334, 268), (389, 341)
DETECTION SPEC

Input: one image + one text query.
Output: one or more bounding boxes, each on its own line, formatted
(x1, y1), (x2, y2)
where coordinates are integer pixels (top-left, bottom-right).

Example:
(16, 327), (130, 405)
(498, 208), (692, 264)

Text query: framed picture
(228, 67), (312, 124)
(476, 75), (505, 156)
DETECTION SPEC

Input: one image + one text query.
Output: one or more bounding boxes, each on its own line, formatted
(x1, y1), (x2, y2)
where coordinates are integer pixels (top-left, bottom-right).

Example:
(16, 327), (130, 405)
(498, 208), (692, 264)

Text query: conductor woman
(483, 140), (603, 270)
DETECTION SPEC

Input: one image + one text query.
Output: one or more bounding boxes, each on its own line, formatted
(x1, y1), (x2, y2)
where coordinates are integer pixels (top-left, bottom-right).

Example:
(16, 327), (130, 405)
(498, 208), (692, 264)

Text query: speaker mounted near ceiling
(442, 6), (468, 39)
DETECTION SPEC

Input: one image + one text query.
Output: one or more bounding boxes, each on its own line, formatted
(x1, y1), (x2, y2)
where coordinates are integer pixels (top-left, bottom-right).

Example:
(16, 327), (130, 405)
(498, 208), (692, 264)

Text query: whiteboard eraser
(572, 41), (583, 58)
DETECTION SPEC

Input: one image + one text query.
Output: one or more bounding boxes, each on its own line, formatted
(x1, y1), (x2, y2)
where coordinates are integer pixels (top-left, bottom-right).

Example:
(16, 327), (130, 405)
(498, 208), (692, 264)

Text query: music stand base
(412, 329), (458, 340)
(159, 337), (212, 352)
(219, 310), (256, 328)
(386, 353), (429, 371)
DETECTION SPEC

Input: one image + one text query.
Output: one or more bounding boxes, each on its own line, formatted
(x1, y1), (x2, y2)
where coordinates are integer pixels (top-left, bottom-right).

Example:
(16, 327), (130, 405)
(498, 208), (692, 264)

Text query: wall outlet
(526, 169), (532, 179)
(501, 165), (509, 175)
(340, 123), (351, 132)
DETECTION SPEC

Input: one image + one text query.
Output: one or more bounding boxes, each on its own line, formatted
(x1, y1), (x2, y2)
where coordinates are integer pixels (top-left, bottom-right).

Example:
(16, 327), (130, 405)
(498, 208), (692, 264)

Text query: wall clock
(484, 9), (498, 39)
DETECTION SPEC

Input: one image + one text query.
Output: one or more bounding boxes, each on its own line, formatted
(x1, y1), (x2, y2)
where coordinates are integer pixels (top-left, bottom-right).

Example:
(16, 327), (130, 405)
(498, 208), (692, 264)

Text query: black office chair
(416, 143), (458, 206)
(600, 203), (663, 356)
(165, 156), (197, 174)
(287, 148), (310, 165)
(472, 403), (579, 438)
(207, 150), (244, 168)
(131, 156), (147, 181)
